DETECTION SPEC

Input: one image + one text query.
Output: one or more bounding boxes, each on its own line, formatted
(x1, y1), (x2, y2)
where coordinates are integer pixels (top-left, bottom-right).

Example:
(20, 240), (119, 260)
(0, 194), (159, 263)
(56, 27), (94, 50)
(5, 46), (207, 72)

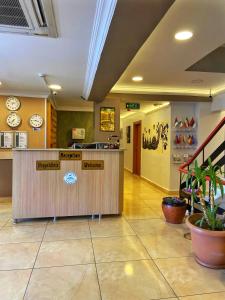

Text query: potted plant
(185, 159), (225, 269)
(162, 197), (186, 224)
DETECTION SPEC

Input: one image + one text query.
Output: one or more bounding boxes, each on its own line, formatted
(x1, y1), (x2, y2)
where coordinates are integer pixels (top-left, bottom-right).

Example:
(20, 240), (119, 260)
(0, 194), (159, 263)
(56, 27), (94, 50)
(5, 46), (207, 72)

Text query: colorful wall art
(143, 122), (169, 151)
(100, 107), (115, 132)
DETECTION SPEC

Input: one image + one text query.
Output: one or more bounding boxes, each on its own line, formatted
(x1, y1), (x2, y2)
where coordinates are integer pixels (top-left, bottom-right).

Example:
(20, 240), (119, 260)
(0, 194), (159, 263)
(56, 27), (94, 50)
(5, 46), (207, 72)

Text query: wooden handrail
(179, 117), (225, 184)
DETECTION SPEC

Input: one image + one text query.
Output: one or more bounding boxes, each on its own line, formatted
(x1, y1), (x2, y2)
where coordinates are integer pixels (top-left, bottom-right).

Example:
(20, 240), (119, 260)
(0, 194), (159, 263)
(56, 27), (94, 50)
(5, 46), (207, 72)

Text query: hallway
(0, 171), (224, 299)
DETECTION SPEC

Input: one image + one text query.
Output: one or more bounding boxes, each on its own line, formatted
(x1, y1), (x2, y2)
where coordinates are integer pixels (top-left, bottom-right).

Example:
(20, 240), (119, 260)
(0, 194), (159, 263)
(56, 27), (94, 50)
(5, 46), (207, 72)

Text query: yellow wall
(0, 95), (46, 149)
(0, 95), (46, 198)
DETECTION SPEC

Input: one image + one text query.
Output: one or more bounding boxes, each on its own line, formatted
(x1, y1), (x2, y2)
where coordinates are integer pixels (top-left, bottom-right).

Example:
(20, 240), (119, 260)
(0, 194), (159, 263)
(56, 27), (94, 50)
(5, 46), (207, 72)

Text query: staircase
(179, 117), (225, 213)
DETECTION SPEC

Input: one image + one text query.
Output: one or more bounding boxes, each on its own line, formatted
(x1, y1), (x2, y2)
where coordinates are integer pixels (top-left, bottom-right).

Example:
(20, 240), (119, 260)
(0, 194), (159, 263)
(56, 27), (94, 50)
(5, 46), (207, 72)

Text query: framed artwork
(100, 107), (115, 132)
(72, 128), (85, 140)
(126, 126), (131, 143)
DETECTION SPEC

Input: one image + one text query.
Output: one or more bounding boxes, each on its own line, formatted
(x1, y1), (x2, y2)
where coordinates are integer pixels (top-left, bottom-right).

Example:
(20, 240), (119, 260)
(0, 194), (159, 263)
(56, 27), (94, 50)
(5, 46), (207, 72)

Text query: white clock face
(29, 114), (43, 128)
(7, 113), (21, 128)
(6, 96), (21, 111)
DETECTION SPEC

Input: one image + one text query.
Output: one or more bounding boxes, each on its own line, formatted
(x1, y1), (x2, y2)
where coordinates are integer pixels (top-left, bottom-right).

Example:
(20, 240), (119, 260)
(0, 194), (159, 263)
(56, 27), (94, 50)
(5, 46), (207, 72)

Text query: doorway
(133, 121), (142, 175)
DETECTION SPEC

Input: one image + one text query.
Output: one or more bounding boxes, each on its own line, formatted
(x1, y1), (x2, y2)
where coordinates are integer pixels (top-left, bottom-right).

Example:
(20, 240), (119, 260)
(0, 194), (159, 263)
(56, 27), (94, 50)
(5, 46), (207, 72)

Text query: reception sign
(59, 151), (82, 160)
(82, 160), (104, 170)
(36, 160), (60, 170)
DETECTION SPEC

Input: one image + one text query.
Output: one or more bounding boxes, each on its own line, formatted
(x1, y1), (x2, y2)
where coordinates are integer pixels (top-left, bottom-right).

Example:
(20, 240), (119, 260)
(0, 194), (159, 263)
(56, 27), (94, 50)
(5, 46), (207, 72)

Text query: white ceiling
(0, 0), (97, 108)
(112, 0), (225, 97)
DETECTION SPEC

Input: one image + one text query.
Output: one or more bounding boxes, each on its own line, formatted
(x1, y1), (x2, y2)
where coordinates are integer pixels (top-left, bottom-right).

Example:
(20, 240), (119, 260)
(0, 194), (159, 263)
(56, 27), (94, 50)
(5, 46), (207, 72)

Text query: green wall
(57, 111), (94, 148)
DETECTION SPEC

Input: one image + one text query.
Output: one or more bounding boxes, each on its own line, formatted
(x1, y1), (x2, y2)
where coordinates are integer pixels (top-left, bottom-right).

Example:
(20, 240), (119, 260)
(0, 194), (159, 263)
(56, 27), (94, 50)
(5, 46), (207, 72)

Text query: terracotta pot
(186, 213), (225, 269)
(162, 202), (186, 224)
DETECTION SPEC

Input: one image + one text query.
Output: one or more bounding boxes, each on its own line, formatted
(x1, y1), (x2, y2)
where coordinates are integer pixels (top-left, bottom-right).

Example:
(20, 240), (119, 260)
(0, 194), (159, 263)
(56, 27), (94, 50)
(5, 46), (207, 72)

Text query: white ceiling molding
(0, 91), (48, 98)
(82, 0), (117, 100)
(56, 105), (94, 112)
(111, 85), (210, 97)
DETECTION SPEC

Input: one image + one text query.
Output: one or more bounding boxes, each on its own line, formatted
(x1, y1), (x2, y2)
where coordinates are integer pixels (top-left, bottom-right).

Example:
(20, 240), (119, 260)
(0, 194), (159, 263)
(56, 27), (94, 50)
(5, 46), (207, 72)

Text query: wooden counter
(12, 149), (124, 220)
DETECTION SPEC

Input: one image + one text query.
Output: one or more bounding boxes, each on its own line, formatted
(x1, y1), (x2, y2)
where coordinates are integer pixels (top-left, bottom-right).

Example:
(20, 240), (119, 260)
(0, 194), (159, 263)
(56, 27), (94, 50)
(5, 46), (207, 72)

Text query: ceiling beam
(88, 0), (175, 101)
(106, 93), (210, 102)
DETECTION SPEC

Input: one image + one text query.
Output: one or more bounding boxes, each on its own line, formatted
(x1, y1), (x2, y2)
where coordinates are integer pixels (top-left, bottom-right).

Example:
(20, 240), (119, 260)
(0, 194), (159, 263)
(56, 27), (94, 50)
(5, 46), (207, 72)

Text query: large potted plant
(186, 159), (225, 269)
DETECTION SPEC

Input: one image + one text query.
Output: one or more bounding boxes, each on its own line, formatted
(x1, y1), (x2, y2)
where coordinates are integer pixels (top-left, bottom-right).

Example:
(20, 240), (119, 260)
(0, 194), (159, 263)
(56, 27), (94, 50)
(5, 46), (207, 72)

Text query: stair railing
(179, 117), (225, 212)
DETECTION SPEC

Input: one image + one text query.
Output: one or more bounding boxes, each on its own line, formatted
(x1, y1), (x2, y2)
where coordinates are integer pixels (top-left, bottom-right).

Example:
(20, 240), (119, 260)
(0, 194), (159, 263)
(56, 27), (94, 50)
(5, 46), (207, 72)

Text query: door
(133, 121), (141, 175)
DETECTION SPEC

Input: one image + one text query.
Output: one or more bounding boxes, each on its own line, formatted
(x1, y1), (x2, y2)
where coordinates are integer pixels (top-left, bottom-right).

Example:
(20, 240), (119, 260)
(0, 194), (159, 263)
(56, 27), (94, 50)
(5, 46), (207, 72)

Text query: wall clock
(29, 114), (44, 128)
(6, 96), (21, 111)
(7, 112), (22, 128)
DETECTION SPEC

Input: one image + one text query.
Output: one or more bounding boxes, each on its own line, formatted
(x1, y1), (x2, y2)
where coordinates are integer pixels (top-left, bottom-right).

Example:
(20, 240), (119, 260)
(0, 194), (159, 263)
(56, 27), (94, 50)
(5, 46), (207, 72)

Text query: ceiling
(88, 0), (175, 101)
(112, 0), (225, 97)
(0, 0), (97, 108)
(1, 0), (225, 109)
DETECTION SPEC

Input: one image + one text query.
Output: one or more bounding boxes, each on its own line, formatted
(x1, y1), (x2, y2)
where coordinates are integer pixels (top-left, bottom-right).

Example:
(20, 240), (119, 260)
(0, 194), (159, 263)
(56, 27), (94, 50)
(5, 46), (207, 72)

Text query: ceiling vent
(0, 0), (57, 37)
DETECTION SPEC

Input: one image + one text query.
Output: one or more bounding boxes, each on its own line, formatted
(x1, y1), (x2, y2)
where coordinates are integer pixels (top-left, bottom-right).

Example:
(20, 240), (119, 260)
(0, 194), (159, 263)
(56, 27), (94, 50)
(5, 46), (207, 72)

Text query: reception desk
(12, 149), (124, 220)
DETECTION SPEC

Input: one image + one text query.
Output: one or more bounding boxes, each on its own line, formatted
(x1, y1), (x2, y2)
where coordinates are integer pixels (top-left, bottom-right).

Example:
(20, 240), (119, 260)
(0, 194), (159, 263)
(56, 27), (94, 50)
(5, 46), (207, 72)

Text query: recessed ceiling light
(48, 84), (62, 90)
(132, 76), (143, 82)
(175, 31), (193, 41)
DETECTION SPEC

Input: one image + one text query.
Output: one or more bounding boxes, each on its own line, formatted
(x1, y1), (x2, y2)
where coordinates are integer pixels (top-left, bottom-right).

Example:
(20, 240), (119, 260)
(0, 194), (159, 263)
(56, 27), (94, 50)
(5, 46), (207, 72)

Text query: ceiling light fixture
(132, 76), (143, 82)
(175, 31), (193, 41)
(48, 84), (62, 90)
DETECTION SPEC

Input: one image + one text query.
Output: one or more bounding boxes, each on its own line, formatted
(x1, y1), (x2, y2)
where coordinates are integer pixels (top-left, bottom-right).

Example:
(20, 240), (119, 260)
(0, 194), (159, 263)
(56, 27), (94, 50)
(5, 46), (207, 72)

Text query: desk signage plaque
(82, 160), (104, 170)
(36, 160), (60, 171)
(59, 151), (82, 160)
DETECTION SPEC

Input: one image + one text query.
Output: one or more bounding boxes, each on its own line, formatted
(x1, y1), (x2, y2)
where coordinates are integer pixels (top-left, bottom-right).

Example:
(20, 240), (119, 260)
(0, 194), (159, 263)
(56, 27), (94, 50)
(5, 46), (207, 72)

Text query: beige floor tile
(0, 225), (46, 244)
(123, 202), (149, 209)
(128, 218), (183, 236)
(43, 222), (90, 241)
(155, 257), (225, 296)
(139, 231), (192, 259)
(0, 214), (11, 222)
(92, 236), (149, 263)
(123, 207), (160, 219)
(24, 265), (101, 300)
(143, 200), (163, 209)
(35, 239), (94, 268)
(0, 242), (40, 270)
(4, 218), (49, 227)
(0, 269), (31, 300)
(179, 292), (225, 300)
(48, 215), (89, 224)
(0, 220), (7, 227)
(89, 219), (135, 238)
(96, 215), (125, 222)
(97, 260), (175, 300)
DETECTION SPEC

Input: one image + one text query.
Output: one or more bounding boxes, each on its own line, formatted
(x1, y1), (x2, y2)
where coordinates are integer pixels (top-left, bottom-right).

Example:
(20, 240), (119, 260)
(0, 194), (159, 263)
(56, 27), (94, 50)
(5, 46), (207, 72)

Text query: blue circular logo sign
(64, 172), (77, 185)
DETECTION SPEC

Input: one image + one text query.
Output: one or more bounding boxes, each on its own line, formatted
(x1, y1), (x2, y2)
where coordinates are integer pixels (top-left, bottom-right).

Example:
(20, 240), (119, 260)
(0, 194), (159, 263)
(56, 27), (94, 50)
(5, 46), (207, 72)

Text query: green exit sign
(126, 103), (140, 110)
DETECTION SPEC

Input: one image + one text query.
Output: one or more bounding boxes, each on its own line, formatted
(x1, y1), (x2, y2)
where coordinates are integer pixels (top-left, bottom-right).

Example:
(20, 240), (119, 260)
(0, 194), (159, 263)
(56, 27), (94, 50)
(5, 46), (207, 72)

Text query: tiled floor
(0, 170), (225, 299)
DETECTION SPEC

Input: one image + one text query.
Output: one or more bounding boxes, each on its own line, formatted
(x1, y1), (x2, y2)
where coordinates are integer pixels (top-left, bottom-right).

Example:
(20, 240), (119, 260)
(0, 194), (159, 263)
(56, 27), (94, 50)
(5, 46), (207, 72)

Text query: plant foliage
(185, 158), (225, 230)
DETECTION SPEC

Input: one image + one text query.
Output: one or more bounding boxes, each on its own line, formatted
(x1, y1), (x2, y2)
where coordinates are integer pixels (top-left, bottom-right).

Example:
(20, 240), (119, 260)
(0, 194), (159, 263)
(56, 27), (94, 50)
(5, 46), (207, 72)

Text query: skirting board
(124, 167), (133, 173)
(141, 176), (178, 195)
(124, 168), (178, 195)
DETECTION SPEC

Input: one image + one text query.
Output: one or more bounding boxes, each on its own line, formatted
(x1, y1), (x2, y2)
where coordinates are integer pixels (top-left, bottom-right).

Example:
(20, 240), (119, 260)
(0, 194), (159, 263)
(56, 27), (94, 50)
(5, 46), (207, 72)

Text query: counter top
(12, 148), (124, 152)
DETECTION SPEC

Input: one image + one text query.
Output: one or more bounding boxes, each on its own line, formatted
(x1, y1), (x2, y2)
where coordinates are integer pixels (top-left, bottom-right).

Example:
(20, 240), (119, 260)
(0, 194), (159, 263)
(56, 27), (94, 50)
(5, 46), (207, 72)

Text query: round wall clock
(6, 96), (21, 111)
(29, 114), (44, 128)
(7, 112), (22, 128)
